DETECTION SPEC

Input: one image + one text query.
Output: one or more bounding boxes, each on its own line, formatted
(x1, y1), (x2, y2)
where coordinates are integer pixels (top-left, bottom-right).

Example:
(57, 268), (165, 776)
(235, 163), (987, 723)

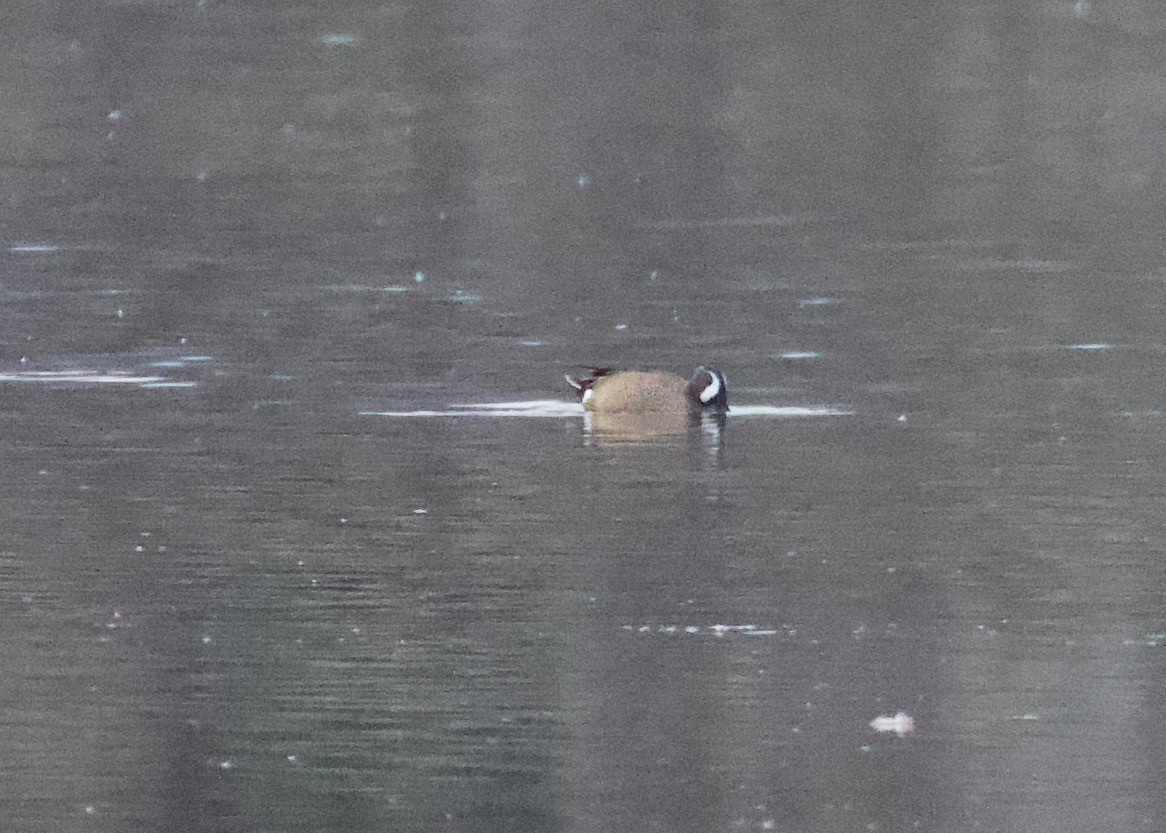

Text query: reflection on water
(2, 0), (1165, 831)
(362, 400), (851, 448)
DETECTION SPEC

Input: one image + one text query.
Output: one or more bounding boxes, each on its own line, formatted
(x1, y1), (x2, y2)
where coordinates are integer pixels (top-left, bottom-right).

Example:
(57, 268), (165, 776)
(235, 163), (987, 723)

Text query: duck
(564, 366), (729, 414)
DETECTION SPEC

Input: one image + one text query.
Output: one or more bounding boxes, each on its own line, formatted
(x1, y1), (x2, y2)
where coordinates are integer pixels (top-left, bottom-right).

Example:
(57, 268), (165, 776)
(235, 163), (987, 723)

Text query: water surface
(2, 1), (1164, 832)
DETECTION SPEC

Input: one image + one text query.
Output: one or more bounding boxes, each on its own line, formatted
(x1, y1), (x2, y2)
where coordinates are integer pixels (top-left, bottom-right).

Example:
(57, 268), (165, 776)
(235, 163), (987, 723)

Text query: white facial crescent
(699, 371), (722, 403)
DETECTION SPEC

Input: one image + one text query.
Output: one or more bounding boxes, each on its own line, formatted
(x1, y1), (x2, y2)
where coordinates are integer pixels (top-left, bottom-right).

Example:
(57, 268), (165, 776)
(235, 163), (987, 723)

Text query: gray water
(2, 2), (1165, 831)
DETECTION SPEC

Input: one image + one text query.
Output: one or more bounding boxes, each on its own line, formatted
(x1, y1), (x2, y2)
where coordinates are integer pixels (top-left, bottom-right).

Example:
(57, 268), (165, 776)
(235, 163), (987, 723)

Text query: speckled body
(583, 370), (692, 413)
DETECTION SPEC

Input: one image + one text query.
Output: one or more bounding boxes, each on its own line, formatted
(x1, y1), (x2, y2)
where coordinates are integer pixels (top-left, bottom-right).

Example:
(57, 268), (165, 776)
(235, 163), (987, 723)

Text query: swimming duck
(564, 366), (729, 414)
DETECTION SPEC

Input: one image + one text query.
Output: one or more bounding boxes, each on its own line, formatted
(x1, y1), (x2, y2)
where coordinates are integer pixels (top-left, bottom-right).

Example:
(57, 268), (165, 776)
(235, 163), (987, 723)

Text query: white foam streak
(363, 401), (852, 419)
(0, 371), (167, 385)
(362, 400), (584, 418)
(729, 405), (853, 417)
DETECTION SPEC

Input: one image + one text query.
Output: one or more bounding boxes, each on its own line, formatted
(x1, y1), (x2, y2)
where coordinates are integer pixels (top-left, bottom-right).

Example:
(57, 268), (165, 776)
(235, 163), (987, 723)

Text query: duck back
(586, 370), (690, 413)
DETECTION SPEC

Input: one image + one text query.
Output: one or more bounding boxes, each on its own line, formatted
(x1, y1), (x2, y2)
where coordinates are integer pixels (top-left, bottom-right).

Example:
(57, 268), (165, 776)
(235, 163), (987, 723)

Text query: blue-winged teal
(564, 366), (728, 414)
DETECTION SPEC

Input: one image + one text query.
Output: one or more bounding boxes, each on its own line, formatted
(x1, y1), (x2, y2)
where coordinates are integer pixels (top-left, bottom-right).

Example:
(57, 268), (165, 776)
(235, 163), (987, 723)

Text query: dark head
(686, 366), (729, 412)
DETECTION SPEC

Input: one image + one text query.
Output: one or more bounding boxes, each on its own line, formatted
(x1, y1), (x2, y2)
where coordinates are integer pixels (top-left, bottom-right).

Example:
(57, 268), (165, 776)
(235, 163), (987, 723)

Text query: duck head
(686, 366), (729, 412)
